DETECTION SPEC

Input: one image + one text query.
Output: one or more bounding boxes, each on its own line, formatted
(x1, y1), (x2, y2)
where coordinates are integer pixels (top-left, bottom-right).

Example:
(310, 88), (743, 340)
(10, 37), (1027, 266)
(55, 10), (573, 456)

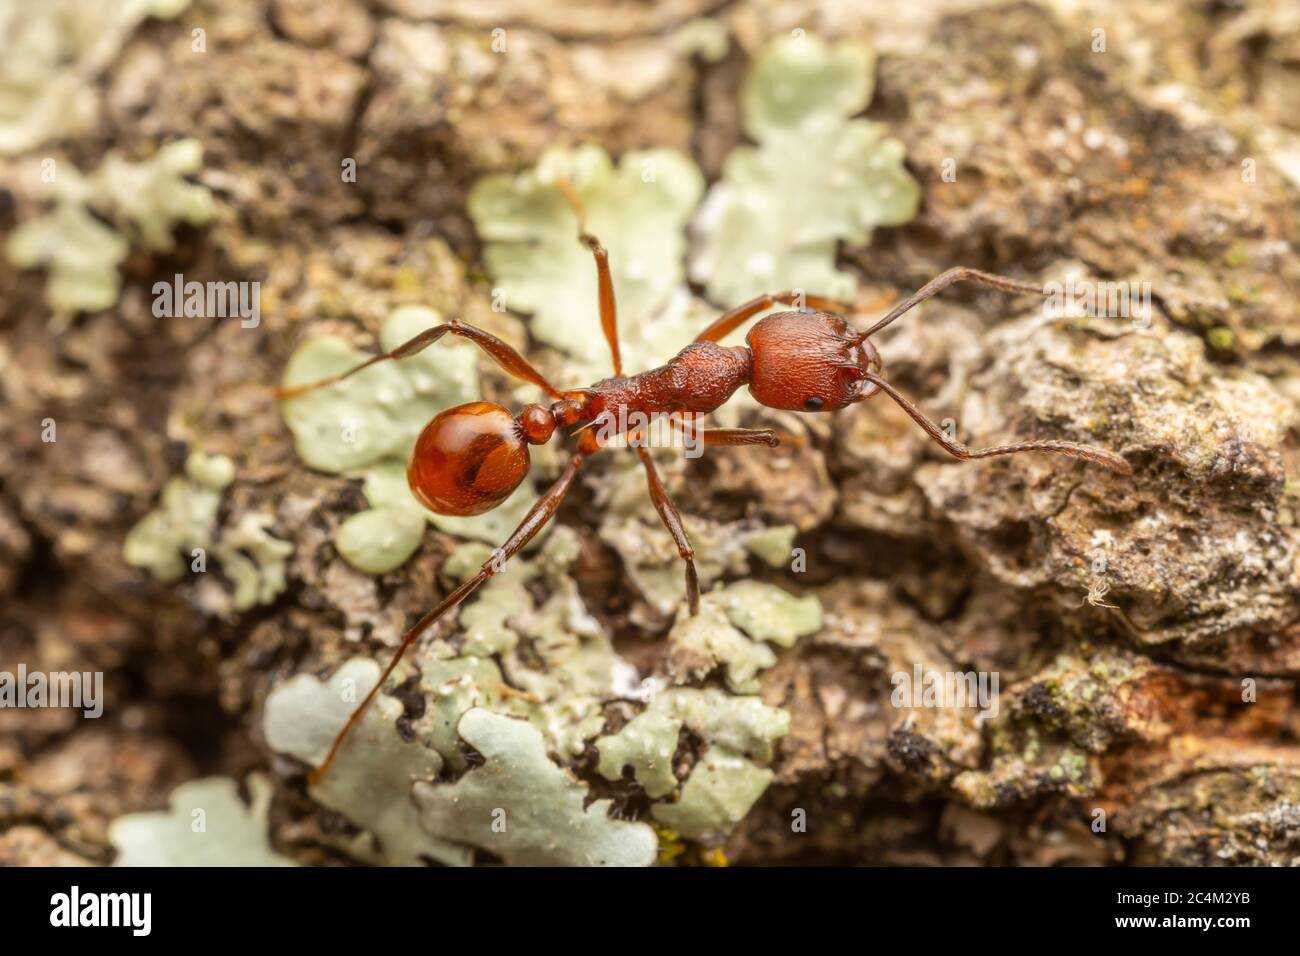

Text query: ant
(277, 180), (1130, 785)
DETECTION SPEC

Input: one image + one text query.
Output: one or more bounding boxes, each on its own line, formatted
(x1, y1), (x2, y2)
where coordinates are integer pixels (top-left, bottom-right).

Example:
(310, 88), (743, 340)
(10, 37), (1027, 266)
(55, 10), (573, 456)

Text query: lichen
(280, 305), (478, 473)
(124, 451), (291, 611)
(261, 514), (819, 863)
(7, 139), (214, 312)
(264, 663), (655, 867)
(263, 529), (661, 865)
(218, 513), (294, 611)
(419, 527), (622, 760)
(413, 708), (658, 866)
(262, 657), (472, 867)
(595, 687), (788, 825)
(0, 0), (192, 155)
(597, 454), (800, 618)
(109, 775), (296, 867)
(715, 579), (823, 648)
(468, 144), (705, 385)
(668, 583), (821, 693)
(673, 18), (730, 63)
(690, 34), (920, 305)
(652, 749), (776, 845)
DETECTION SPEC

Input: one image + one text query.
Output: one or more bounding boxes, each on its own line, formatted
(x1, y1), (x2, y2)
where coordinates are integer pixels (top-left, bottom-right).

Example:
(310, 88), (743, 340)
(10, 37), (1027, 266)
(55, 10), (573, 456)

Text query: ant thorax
(588, 341), (752, 421)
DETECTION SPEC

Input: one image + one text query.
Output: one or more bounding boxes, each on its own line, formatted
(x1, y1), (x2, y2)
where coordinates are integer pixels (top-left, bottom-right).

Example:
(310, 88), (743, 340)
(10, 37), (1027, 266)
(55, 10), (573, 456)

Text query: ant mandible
(278, 179), (1130, 784)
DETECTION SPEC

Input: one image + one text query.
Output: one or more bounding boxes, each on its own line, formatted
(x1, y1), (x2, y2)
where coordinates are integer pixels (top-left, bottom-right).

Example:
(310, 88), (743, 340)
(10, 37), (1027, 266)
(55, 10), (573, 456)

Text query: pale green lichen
(109, 775), (296, 867)
(281, 305), (477, 473)
(652, 749), (776, 846)
(124, 451), (232, 582)
(596, 687), (787, 800)
(7, 139), (214, 312)
(264, 653), (658, 866)
(0, 0), (192, 155)
(124, 451), (291, 611)
(6, 202), (126, 314)
(668, 582), (821, 693)
(743, 524), (799, 567)
(94, 139), (214, 252)
(262, 657), (472, 867)
(334, 504), (427, 576)
(715, 579), (823, 648)
(218, 513), (295, 610)
(263, 530), (660, 865)
(413, 709), (658, 867)
(670, 601), (778, 693)
(469, 144), (705, 385)
(422, 528), (618, 760)
(690, 34), (920, 305)
(595, 685), (788, 846)
(280, 305), (539, 573)
(597, 454), (799, 617)
(264, 534), (819, 861)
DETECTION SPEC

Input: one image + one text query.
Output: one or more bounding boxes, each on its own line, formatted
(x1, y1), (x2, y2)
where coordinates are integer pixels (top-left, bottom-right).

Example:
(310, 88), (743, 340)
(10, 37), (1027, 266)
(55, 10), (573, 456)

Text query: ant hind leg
(308, 451), (589, 785)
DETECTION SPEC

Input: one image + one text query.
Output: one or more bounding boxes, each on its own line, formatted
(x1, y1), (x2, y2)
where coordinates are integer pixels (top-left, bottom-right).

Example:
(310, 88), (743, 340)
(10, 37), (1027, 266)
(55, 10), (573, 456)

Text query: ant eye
(804, 396), (824, 411)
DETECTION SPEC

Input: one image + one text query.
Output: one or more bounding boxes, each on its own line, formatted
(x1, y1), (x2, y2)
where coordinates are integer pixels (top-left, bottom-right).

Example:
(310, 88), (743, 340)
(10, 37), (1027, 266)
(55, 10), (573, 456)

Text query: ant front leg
(863, 372), (1132, 474)
(275, 319), (563, 401)
(634, 446), (699, 616)
(670, 417), (797, 451)
(694, 427), (781, 447)
(553, 178), (622, 376)
(309, 450), (589, 785)
(695, 291), (849, 344)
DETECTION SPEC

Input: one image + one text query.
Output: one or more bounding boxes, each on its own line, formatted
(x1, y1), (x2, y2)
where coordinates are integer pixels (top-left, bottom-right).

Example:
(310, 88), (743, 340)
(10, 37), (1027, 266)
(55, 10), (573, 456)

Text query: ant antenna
(863, 370), (1131, 473)
(858, 267), (1046, 340)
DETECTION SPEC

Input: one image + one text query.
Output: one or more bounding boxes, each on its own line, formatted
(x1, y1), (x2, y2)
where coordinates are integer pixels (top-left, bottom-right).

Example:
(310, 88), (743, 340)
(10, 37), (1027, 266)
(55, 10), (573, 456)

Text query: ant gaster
(278, 180), (1130, 784)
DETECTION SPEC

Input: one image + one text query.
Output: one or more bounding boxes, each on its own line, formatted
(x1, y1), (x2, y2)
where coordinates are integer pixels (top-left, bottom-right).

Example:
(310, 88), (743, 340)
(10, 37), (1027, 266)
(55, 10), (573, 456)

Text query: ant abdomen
(408, 402), (530, 516)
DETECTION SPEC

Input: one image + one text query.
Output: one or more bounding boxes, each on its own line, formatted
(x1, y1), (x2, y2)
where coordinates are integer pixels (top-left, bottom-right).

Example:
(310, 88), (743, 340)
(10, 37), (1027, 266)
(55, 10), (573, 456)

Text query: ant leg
(634, 445), (699, 616)
(695, 428), (781, 447)
(670, 417), (800, 449)
(582, 234), (621, 376)
(863, 372), (1132, 474)
(554, 179), (622, 376)
(276, 319), (564, 401)
(860, 267), (1044, 339)
(695, 291), (848, 344)
(669, 418), (803, 461)
(309, 450), (589, 785)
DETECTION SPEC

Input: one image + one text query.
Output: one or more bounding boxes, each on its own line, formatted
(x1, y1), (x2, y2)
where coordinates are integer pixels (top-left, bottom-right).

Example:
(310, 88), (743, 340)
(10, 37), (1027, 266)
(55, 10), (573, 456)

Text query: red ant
(277, 181), (1130, 784)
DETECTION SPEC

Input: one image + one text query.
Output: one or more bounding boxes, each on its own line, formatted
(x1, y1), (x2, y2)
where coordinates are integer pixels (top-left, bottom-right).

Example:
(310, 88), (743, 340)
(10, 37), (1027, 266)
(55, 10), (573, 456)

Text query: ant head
(746, 311), (881, 412)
